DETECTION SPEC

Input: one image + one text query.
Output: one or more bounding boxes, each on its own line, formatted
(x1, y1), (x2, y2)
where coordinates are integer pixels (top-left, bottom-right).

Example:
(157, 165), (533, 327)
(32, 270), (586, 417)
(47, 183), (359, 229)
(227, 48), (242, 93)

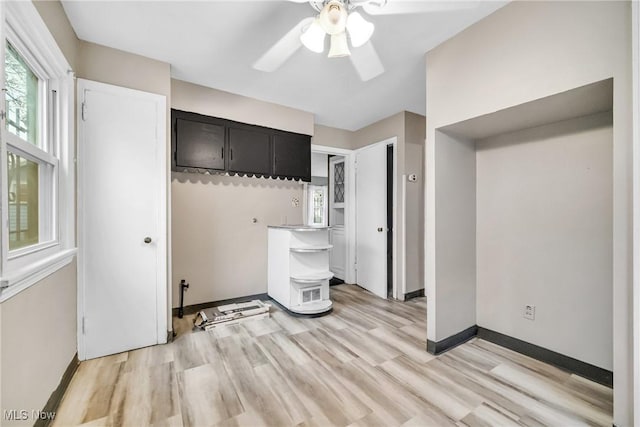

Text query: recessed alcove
(430, 78), (614, 373)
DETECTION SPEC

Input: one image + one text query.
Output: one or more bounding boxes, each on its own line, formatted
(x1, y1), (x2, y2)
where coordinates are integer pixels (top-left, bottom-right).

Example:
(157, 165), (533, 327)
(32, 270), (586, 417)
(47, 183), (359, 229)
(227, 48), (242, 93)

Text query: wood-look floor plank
(176, 362), (244, 426)
(460, 402), (523, 427)
(490, 363), (610, 426)
(368, 326), (434, 365)
(378, 356), (477, 421)
(53, 284), (612, 427)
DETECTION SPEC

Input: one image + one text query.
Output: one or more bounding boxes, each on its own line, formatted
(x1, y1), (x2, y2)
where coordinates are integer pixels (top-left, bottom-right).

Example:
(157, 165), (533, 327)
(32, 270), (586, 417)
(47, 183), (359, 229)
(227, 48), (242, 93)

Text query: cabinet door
(273, 133), (311, 181)
(329, 228), (346, 279)
(228, 127), (271, 175)
(175, 119), (225, 170)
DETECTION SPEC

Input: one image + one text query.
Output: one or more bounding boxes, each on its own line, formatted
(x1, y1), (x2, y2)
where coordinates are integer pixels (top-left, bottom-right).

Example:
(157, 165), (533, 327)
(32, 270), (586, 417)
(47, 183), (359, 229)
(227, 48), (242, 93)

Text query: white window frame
(0, 1), (76, 302)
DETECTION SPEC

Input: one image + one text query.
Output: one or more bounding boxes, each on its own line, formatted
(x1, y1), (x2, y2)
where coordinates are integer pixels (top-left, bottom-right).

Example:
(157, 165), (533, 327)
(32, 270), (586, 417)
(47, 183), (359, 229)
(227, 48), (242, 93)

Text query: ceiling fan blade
(363, 0), (476, 15)
(253, 17), (313, 72)
(349, 41), (384, 81)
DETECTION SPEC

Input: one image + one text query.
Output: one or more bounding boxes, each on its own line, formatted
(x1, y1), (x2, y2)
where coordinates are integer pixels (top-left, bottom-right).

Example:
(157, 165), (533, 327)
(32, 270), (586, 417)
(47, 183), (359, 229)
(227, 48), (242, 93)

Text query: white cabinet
(268, 225), (333, 315)
(329, 227), (346, 280)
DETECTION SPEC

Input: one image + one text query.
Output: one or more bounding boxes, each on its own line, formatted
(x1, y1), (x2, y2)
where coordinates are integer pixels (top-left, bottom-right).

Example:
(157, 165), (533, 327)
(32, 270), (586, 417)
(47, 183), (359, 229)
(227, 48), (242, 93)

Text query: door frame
(310, 144), (356, 284)
(76, 79), (167, 360)
(632, 0), (640, 421)
(354, 137), (400, 300)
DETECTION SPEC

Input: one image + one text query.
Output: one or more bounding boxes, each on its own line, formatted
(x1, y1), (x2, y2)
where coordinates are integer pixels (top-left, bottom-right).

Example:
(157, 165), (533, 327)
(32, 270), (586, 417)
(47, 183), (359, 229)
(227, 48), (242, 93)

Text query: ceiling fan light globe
(319, 0), (347, 35)
(300, 19), (326, 53)
(346, 11), (374, 47)
(328, 32), (351, 58)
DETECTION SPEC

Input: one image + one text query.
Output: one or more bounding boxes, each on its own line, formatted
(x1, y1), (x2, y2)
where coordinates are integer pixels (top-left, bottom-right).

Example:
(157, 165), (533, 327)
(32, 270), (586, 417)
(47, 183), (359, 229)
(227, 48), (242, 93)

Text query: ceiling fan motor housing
(319, 0), (348, 34)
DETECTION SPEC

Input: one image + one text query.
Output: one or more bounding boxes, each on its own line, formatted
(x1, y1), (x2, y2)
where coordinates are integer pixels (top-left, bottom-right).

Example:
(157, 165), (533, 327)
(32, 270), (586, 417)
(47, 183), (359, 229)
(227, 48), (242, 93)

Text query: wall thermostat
(408, 174), (418, 182)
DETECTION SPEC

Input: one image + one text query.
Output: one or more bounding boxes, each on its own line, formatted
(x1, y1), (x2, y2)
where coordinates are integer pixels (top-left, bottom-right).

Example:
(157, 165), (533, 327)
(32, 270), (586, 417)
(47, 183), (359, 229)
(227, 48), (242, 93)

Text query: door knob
(144, 237), (152, 244)
(377, 227), (384, 232)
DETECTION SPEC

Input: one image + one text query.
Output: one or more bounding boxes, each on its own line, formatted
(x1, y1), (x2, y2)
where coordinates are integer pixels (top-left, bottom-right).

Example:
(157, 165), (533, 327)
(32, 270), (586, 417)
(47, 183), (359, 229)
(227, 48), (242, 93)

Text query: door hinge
(82, 317), (86, 334)
(0, 111), (5, 121)
(81, 102), (87, 121)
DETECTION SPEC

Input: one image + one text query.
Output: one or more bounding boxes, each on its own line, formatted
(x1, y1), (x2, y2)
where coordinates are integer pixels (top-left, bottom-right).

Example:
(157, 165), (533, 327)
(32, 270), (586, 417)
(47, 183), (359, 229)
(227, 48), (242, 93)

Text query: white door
(356, 143), (387, 299)
(78, 79), (167, 360)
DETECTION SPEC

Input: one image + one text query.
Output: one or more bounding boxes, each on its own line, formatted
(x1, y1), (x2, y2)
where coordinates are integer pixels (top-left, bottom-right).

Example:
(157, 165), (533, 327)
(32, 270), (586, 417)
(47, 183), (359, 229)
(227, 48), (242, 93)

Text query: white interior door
(78, 79), (167, 360)
(356, 143), (387, 299)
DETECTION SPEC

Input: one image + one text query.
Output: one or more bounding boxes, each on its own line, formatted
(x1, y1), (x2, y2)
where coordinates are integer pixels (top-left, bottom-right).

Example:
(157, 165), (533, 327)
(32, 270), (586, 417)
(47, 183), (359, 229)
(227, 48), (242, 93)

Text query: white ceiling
(61, 1), (507, 131)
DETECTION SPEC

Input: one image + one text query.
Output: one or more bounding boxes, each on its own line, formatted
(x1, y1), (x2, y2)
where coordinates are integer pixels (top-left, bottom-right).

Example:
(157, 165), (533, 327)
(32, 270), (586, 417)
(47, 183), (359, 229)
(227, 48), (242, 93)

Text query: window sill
(0, 248), (77, 303)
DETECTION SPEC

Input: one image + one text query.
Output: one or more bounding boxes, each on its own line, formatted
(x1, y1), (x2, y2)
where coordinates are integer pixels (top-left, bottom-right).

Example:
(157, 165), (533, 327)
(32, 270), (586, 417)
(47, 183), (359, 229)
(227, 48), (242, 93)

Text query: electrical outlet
(524, 304), (535, 320)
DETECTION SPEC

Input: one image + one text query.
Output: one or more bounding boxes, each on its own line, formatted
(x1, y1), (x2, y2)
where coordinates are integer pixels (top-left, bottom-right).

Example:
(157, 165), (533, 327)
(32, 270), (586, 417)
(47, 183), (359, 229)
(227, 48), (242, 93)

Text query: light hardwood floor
(53, 285), (612, 427)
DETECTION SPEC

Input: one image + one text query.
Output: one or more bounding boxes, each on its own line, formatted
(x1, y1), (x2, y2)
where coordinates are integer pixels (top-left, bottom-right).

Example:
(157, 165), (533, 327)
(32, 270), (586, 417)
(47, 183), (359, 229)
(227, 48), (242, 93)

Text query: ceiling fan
(253, 0), (472, 81)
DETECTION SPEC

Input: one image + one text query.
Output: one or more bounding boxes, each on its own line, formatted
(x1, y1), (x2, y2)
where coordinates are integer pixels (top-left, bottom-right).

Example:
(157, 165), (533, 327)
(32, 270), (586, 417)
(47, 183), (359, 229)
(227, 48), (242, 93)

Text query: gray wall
(433, 131), (476, 340)
(404, 113), (426, 295)
(404, 142), (424, 294)
(311, 153), (328, 178)
(424, 2), (632, 422)
(171, 174), (303, 306)
(312, 124), (354, 150)
(172, 79), (313, 136)
(1, 263), (77, 427)
(476, 111), (613, 370)
(171, 79), (309, 307)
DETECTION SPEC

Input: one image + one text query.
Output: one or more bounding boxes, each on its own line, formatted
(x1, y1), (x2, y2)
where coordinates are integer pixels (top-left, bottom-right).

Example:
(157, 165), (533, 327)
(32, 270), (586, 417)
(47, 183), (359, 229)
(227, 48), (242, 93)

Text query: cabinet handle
(230, 148), (233, 161)
(221, 147), (224, 159)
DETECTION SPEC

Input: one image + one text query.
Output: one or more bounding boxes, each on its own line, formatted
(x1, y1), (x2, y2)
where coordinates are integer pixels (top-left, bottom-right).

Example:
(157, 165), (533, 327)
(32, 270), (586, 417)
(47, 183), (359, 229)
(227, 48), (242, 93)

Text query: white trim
(311, 144), (356, 284)
(76, 79), (168, 360)
(311, 144), (352, 157)
(632, 0), (640, 423)
(400, 175), (407, 300)
(8, 240), (58, 260)
(5, 134), (58, 166)
(0, 248), (76, 303)
(5, 2), (70, 77)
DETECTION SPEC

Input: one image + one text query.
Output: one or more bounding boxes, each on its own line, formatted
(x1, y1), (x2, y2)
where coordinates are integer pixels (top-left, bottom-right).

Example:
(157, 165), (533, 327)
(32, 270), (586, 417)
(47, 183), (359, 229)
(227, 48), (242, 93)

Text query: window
(333, 161), (344, 204)
(307, 185), (327, 226)
(8, 152), (40, 250)
(5, 42), (38, 145)
(4, 41), (57, 254)
(0, 1), (76, 301)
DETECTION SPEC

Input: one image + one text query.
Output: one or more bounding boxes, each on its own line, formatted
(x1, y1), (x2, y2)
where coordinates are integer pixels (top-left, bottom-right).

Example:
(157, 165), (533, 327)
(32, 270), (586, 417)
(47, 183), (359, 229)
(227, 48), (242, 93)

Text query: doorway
(308, 145), (356, 285)
(387, 144), (394, 298)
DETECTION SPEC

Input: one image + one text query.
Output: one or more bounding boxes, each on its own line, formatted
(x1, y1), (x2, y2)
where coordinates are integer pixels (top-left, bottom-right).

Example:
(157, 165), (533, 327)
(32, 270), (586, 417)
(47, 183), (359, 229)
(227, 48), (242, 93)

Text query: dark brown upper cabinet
(227, 126), (271, 176)
(175, 118), (225, 170)
(172, 109), (311, 181)
(272, 132), (311, 181)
